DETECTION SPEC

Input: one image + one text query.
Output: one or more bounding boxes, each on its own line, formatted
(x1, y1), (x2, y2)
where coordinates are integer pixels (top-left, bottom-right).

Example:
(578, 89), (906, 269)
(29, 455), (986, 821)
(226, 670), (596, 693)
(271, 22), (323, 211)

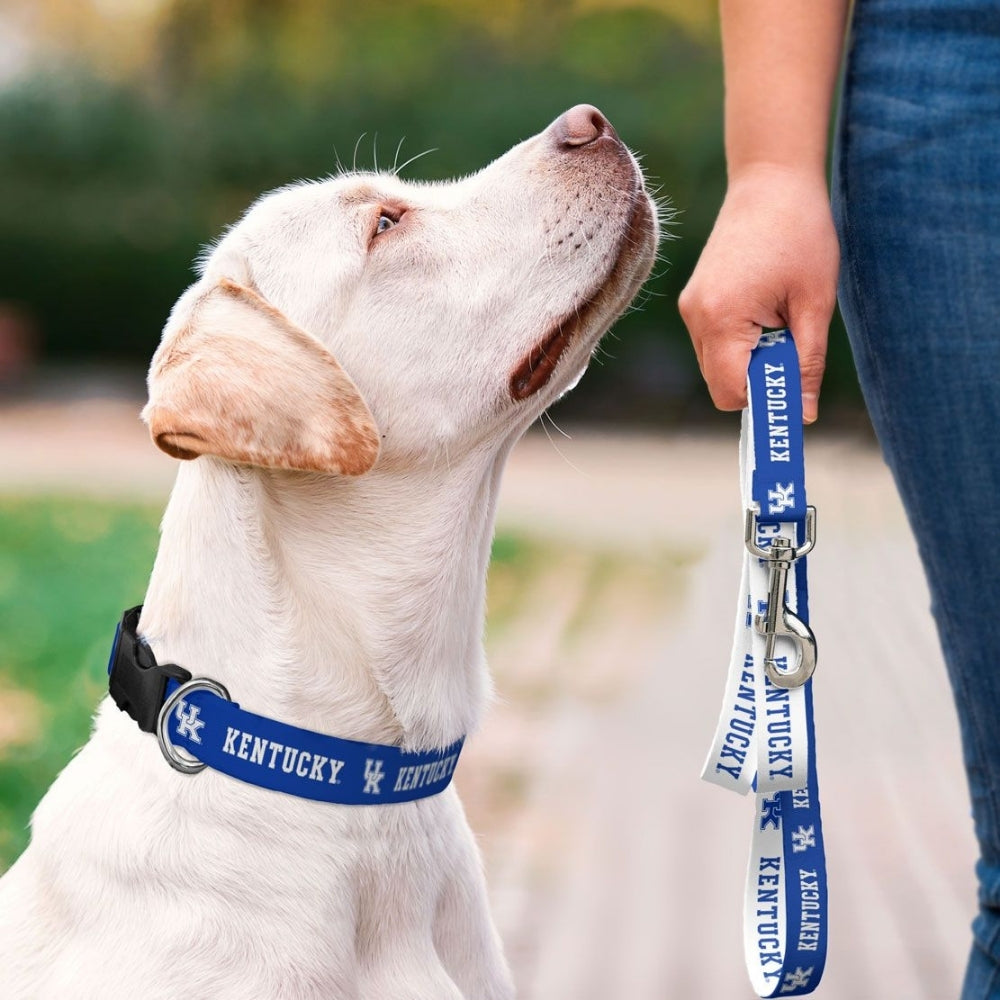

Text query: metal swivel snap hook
(744, 507), (818, 689)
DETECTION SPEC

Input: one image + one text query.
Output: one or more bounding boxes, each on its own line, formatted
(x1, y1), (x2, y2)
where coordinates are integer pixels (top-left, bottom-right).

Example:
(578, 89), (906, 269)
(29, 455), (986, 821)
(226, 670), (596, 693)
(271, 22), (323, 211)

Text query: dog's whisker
(538, 411), (588, 477)
(532, 244), (555, 270)
(394, 147), (439, 176)
(352, 132), (368, 173)
(541, 409), (573, 440)
(392, 136), (406, 175)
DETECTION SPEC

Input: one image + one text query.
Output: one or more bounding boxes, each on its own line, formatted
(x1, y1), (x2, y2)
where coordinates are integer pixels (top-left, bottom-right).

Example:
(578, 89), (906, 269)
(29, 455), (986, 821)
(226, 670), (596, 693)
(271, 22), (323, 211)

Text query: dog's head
(143, 105), (660, 474)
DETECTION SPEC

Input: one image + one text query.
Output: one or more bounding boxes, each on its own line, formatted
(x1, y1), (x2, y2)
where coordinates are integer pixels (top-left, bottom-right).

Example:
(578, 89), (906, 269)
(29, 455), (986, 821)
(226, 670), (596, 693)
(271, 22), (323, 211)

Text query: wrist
(726, 159), (830, 192)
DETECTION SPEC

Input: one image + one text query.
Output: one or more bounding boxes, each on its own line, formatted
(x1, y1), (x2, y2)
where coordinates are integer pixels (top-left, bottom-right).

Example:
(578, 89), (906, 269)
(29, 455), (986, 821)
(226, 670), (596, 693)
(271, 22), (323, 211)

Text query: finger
(787, 306), (831, 425)
(677, 282), (705, 371)
(699, 326), (761, 411)
(679, 284), (763, 411)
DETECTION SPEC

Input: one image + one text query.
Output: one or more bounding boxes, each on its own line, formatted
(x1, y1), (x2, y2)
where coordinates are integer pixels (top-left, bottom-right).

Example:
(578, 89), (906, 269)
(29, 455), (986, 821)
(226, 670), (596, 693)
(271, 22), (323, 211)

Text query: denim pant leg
(833, 2), (1000, 996)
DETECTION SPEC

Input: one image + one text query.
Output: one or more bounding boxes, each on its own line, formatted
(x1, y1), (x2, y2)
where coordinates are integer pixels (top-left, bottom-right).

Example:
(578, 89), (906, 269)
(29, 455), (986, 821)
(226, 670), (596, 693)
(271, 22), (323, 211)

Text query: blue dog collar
(108, 608), (464, 805)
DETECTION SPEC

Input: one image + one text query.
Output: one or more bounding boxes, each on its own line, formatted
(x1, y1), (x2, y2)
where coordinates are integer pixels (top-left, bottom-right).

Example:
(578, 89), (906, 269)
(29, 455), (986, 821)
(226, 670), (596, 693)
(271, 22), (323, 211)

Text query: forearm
(720, 0), (850, 180)
(679, 2), (850, 421)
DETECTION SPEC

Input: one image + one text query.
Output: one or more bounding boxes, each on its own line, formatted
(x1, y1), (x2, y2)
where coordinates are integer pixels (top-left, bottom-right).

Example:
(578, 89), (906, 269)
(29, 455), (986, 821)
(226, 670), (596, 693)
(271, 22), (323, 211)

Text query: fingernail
(803, 393), (819, 424)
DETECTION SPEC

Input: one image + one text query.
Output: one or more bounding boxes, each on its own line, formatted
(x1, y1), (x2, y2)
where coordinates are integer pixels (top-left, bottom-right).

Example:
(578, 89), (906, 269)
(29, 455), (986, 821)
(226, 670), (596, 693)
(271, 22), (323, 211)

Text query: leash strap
(700, 330), (828, 996)
(108, 609), (463, 805)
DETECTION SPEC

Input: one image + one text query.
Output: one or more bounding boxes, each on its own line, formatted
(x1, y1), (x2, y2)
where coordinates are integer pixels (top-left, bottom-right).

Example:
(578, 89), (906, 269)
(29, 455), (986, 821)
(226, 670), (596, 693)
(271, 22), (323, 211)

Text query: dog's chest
(15, 731), (485, 998)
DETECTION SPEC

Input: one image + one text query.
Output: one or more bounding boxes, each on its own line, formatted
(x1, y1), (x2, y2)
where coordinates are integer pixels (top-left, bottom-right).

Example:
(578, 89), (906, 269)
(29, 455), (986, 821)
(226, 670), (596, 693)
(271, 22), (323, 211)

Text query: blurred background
(0, 2), (977, 998)
(0, 0), (866, 421)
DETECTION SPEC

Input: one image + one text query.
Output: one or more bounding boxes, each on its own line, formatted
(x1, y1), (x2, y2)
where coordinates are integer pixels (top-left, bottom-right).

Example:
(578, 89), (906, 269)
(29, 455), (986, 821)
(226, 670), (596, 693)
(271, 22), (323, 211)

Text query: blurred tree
(0, 0), (861, 423)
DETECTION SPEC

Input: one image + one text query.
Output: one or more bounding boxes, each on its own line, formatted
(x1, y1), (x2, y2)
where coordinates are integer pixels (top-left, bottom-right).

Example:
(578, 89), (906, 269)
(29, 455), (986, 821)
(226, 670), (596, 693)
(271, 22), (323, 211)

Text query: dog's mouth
(509, 192), (655, 402)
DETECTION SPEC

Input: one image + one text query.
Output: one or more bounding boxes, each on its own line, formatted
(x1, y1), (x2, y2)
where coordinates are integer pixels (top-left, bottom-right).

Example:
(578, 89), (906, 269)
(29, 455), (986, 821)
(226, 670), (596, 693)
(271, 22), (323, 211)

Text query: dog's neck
(139, 446), (510, 751)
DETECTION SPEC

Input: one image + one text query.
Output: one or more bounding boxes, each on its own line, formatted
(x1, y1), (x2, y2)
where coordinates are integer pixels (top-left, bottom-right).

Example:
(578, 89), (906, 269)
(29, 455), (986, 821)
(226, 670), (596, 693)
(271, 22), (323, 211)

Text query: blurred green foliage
(0, 0), (860, 421)
(0, 496), (161, 865)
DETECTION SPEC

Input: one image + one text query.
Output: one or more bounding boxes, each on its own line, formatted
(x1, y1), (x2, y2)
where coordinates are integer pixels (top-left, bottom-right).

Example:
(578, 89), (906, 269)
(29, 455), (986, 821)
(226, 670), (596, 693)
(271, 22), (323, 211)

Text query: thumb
(787, 307), (831, 425)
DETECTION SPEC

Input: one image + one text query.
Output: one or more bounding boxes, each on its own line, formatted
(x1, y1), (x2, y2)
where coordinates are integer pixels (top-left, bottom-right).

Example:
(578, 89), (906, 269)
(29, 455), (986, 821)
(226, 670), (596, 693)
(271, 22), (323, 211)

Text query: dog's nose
(554, 105), (616, 148)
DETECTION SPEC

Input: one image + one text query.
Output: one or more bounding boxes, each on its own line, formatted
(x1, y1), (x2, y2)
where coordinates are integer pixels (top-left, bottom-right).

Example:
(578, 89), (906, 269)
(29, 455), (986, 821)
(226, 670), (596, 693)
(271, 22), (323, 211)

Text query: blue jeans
(833, 1), (1000, 995)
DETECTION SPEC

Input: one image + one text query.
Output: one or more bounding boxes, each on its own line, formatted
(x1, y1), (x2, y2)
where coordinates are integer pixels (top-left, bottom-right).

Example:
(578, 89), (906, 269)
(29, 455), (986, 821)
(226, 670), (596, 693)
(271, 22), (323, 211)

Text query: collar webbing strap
(107, 609), (464, 805)
(161, 679), (464, 804)
(700, 330), (828, 996)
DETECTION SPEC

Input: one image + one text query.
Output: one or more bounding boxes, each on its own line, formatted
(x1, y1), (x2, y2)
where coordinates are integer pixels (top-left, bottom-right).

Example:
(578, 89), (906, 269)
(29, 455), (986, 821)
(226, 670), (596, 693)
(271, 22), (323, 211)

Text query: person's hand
(678, 164), (840, 423)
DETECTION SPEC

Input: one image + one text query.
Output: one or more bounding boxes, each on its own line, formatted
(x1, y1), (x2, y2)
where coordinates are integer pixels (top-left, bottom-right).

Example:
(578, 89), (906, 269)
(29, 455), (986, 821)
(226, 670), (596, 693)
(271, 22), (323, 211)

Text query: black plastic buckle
(107, 606), (191, 733)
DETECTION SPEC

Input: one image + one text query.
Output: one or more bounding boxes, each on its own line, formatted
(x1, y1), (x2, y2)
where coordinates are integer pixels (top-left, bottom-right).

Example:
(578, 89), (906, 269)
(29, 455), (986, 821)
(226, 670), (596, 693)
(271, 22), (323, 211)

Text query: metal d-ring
(156, 677), (230, 774)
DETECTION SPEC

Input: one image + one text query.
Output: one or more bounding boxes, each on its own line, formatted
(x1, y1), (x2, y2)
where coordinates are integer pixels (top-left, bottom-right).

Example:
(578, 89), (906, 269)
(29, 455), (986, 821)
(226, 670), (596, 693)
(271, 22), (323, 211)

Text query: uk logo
(174, 700), (205, 743)
(780, 966), (814, 992)
(791, 825), (816, 853)
(767, 483), (796, 515)
(363, 758), (386, 795)
(759, 330), (788, 347)
(760, 794), (782, 831)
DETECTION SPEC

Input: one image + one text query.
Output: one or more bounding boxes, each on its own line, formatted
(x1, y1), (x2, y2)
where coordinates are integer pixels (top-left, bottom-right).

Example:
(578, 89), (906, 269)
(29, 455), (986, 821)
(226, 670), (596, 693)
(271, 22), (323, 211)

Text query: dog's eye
(375, 213), (397, 235)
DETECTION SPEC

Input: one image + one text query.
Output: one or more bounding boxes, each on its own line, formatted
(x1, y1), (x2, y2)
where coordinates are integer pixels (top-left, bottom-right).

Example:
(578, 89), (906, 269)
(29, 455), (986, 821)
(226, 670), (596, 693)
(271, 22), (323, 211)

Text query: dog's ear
(142, 278), (380, 475)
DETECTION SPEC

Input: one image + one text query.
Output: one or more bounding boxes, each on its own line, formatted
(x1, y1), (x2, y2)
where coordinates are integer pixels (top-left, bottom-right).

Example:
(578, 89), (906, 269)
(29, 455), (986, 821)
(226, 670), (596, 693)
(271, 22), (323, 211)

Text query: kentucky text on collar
(107, 606), (464, 805)
(700, 330), (828, 997)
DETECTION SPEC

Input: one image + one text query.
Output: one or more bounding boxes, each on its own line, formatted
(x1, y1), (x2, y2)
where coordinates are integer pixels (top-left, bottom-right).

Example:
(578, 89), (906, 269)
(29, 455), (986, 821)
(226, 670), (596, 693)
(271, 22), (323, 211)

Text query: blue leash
(702, 330), (828, 996)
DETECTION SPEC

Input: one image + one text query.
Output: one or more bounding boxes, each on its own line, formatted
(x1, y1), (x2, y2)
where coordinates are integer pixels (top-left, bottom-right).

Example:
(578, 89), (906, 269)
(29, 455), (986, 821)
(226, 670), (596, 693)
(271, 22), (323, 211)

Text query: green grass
(0, 495), (530, 869)
(0, 496), (162, 864)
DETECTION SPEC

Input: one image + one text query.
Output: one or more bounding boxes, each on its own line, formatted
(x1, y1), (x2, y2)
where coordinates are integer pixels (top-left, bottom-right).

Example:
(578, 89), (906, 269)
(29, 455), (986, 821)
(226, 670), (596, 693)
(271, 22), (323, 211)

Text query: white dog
(0, 104), (658, 999)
